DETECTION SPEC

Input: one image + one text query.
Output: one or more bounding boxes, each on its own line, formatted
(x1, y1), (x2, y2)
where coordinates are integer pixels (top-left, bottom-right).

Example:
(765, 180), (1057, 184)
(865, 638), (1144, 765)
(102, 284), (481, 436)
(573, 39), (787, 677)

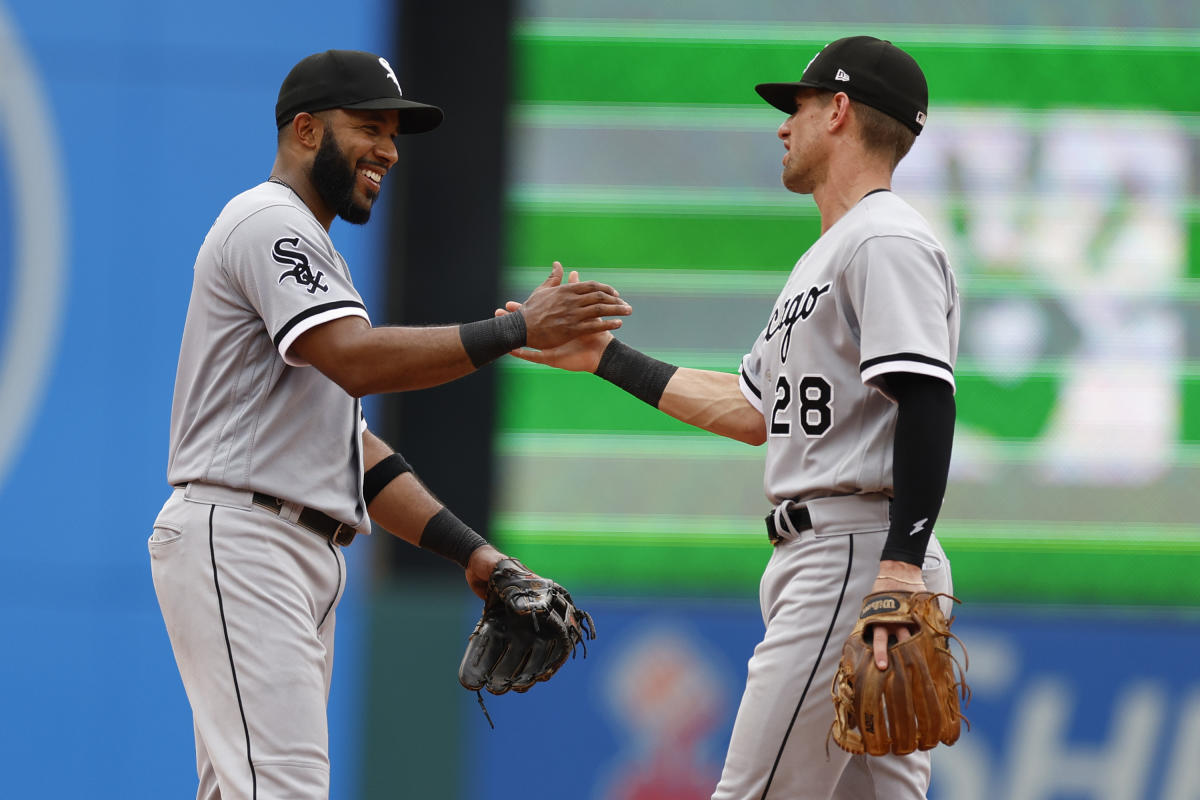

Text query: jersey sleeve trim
(860, 352), (955, 392)
(739, 367), (761, 400)
(738, 371), (764, 413)
(274, 300), (370, 366)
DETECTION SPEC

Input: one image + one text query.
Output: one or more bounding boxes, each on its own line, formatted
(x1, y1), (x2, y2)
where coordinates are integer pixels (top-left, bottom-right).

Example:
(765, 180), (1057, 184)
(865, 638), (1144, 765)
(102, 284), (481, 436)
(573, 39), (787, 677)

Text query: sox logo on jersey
(273, 236), (329, 294)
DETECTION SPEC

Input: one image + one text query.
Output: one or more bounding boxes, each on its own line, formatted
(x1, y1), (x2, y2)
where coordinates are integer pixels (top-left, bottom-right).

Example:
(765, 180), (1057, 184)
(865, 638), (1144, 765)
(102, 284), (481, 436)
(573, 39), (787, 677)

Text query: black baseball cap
(755, 36), (928, 135)
(275, 49), (444, 133)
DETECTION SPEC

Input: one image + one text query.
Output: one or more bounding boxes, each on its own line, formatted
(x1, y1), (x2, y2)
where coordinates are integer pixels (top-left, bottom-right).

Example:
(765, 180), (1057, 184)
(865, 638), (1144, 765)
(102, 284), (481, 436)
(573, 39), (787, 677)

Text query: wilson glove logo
(273, 236), (329, 294)
(860, 596), (901, 618)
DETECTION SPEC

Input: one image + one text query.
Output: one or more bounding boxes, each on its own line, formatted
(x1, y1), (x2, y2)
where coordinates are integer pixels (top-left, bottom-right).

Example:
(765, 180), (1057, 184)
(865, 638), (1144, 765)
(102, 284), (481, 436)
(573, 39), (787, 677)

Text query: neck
(268, 158), (335, 230)
(811, 151), (894, 234)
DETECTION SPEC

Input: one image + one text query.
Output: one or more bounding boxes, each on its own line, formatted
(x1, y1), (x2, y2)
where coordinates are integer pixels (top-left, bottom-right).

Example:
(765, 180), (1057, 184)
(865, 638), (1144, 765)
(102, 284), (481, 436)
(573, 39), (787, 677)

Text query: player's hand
(516, 262), (630, 350)
(497, 268), (617, 372)
(867, 562), (926, 670)
(465, 544), (505, 600)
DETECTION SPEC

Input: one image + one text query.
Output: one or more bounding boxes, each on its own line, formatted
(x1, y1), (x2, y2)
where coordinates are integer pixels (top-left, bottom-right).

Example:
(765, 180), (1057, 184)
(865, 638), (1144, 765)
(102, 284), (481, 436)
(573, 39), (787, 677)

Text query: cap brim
(343, 97), (444, 134)
(755, 82), (823, 114)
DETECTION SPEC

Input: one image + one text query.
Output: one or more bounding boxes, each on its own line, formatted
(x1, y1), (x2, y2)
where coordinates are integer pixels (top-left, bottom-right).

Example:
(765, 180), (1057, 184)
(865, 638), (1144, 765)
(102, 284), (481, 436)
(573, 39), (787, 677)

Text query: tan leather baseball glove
(830, 591), (969, 756)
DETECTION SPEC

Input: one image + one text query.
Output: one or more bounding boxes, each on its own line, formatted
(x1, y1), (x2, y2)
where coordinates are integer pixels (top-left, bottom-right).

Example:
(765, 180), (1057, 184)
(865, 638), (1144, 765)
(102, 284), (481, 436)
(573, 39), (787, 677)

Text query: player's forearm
(659, 368), (767, 445)
(361, 430), (489, 565)
(299, 314), (525, 397)
(361, 431), (442, 545)
(590, 339), (764, 444)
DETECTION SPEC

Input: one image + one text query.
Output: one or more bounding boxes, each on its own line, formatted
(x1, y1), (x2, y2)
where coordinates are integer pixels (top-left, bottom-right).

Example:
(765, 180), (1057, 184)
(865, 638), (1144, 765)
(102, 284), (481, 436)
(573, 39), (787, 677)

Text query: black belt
(252, 492), (357, 547)
(765, 504), (813, 544)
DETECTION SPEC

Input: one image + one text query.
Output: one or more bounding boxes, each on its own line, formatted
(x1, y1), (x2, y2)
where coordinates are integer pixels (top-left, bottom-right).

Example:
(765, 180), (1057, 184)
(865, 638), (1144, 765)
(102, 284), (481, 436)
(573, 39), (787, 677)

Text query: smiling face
(309, 108), (400, 225)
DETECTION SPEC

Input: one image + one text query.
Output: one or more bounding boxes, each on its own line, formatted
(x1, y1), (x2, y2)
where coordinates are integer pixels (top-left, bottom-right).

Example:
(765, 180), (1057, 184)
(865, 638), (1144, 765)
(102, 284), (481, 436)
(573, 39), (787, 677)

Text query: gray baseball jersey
(738, 190), (959, 505)
(166, 180), (371, 532)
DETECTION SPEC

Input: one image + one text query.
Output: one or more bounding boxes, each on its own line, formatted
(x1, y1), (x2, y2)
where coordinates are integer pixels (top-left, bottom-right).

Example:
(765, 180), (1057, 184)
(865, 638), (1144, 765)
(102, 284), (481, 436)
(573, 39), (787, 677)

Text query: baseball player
(503, 37), (958, 799)
(149, 49), (630, 800)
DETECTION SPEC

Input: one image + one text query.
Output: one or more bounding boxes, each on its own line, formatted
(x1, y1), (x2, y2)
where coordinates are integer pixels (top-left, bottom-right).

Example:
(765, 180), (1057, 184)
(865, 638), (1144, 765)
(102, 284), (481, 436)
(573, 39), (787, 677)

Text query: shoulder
(823, 192), (950, 278)
(215, 183), (330, 253)
(851, 191), (943, 251)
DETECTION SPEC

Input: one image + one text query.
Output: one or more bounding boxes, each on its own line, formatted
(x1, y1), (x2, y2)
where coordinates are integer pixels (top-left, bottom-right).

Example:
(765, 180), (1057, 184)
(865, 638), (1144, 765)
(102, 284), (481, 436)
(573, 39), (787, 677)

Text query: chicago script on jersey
(273, 236), (329, 294)
(765, 282), (831, 362)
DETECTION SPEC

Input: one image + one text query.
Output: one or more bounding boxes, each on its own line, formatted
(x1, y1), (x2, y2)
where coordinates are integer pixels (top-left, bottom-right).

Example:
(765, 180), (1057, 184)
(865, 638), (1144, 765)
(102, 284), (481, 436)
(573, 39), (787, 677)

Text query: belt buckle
(332, 523), (355, 547)
(764, 512), (783, 545)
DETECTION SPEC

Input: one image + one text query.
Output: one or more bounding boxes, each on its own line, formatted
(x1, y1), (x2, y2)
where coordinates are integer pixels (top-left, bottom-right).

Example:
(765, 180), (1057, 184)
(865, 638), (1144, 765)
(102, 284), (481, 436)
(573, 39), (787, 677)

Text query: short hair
(851, 101), (916, 168)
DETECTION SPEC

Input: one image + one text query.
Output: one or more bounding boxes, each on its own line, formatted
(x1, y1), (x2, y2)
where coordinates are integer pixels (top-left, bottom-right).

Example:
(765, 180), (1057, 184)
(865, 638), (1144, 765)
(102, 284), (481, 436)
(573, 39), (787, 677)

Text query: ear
(290, 112), (324, 150)
(828, 92), (853, 133)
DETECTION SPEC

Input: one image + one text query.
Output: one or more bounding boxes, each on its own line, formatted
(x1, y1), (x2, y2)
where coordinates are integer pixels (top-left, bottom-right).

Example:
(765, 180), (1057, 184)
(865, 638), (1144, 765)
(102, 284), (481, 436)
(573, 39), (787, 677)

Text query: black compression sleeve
(594, 338), (679, 408)
(880, 372), (956, 566)
(459, 312), (527, 368)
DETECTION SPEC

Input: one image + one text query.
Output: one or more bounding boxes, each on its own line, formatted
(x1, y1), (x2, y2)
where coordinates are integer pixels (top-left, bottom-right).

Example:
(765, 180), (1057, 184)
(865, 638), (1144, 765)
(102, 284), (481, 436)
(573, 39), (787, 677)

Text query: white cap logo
(803, 43), (829, 75)
(915, 110), (927, 127)
(378, 56), (402, 95)
(835, 68), (850, 82)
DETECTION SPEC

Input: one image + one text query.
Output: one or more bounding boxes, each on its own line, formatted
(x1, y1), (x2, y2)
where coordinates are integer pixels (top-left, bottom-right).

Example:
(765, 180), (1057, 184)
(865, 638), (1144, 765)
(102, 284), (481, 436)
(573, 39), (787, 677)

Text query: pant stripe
(759, 534), (855, 799)
(317, 539), (340, 629)
(209, 505), (258, 799)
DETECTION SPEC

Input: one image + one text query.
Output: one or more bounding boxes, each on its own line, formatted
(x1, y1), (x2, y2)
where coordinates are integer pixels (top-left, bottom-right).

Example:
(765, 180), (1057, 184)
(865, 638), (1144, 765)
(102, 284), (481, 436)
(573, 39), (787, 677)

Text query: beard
(310, 128), (374, 225)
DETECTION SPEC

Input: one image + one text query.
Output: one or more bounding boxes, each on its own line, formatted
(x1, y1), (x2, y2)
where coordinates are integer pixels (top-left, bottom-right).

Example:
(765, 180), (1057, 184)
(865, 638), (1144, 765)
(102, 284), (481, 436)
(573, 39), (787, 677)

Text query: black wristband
(363, 452), (413, 507)
(459, 312), (527, 368)
(594, 338), (679, 408)
(419, 507), (489, 568)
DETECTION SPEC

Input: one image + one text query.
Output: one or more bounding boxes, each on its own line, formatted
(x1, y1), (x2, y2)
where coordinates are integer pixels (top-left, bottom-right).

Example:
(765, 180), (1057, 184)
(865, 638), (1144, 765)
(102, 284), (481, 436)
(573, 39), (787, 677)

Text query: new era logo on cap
(835, 68), (850, 82)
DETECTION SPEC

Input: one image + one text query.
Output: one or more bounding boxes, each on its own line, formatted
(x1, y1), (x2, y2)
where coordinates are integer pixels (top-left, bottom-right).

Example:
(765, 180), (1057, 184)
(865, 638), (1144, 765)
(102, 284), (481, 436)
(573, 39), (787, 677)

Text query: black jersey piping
(272, 300), (367, 350)
(759, 535), (854, 800)
(209, 505), (258, 799)
(860, 351), (953, 375)
(317, 539), (342, 629)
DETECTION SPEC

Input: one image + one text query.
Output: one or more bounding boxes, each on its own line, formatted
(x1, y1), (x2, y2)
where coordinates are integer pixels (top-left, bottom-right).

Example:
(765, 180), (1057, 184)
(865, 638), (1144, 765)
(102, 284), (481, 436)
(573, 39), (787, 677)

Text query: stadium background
(0, 0), (1196, 798)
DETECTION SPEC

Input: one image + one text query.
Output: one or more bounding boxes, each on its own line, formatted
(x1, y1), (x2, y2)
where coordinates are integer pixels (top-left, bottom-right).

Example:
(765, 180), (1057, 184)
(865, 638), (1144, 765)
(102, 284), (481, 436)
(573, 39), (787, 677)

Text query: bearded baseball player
(504, 37), (962, 798)
(149, 49), (628, 799)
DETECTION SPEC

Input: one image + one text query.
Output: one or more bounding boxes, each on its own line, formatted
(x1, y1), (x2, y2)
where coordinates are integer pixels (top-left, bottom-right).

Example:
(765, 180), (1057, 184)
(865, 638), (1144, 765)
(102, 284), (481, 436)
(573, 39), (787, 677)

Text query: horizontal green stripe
(493, 518), (1200, 604)
(517, 20), (1200, 49)
(514, 29), (1200, 112)
(512, 102), (783, 130)
(505, 266), (789, 296)
(510, 185), (811, 214)
(507, 206), (819, 270)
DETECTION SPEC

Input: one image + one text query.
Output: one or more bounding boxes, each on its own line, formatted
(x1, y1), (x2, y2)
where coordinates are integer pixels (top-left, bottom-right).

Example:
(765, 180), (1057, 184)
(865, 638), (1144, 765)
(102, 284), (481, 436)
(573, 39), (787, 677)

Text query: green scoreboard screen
(492, 7), (1200, 606)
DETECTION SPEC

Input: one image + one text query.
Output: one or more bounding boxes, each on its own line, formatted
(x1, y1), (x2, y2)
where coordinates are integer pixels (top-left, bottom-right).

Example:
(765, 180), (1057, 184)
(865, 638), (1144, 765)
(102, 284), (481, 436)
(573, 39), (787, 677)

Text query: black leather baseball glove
(458, 558), (595, 702)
